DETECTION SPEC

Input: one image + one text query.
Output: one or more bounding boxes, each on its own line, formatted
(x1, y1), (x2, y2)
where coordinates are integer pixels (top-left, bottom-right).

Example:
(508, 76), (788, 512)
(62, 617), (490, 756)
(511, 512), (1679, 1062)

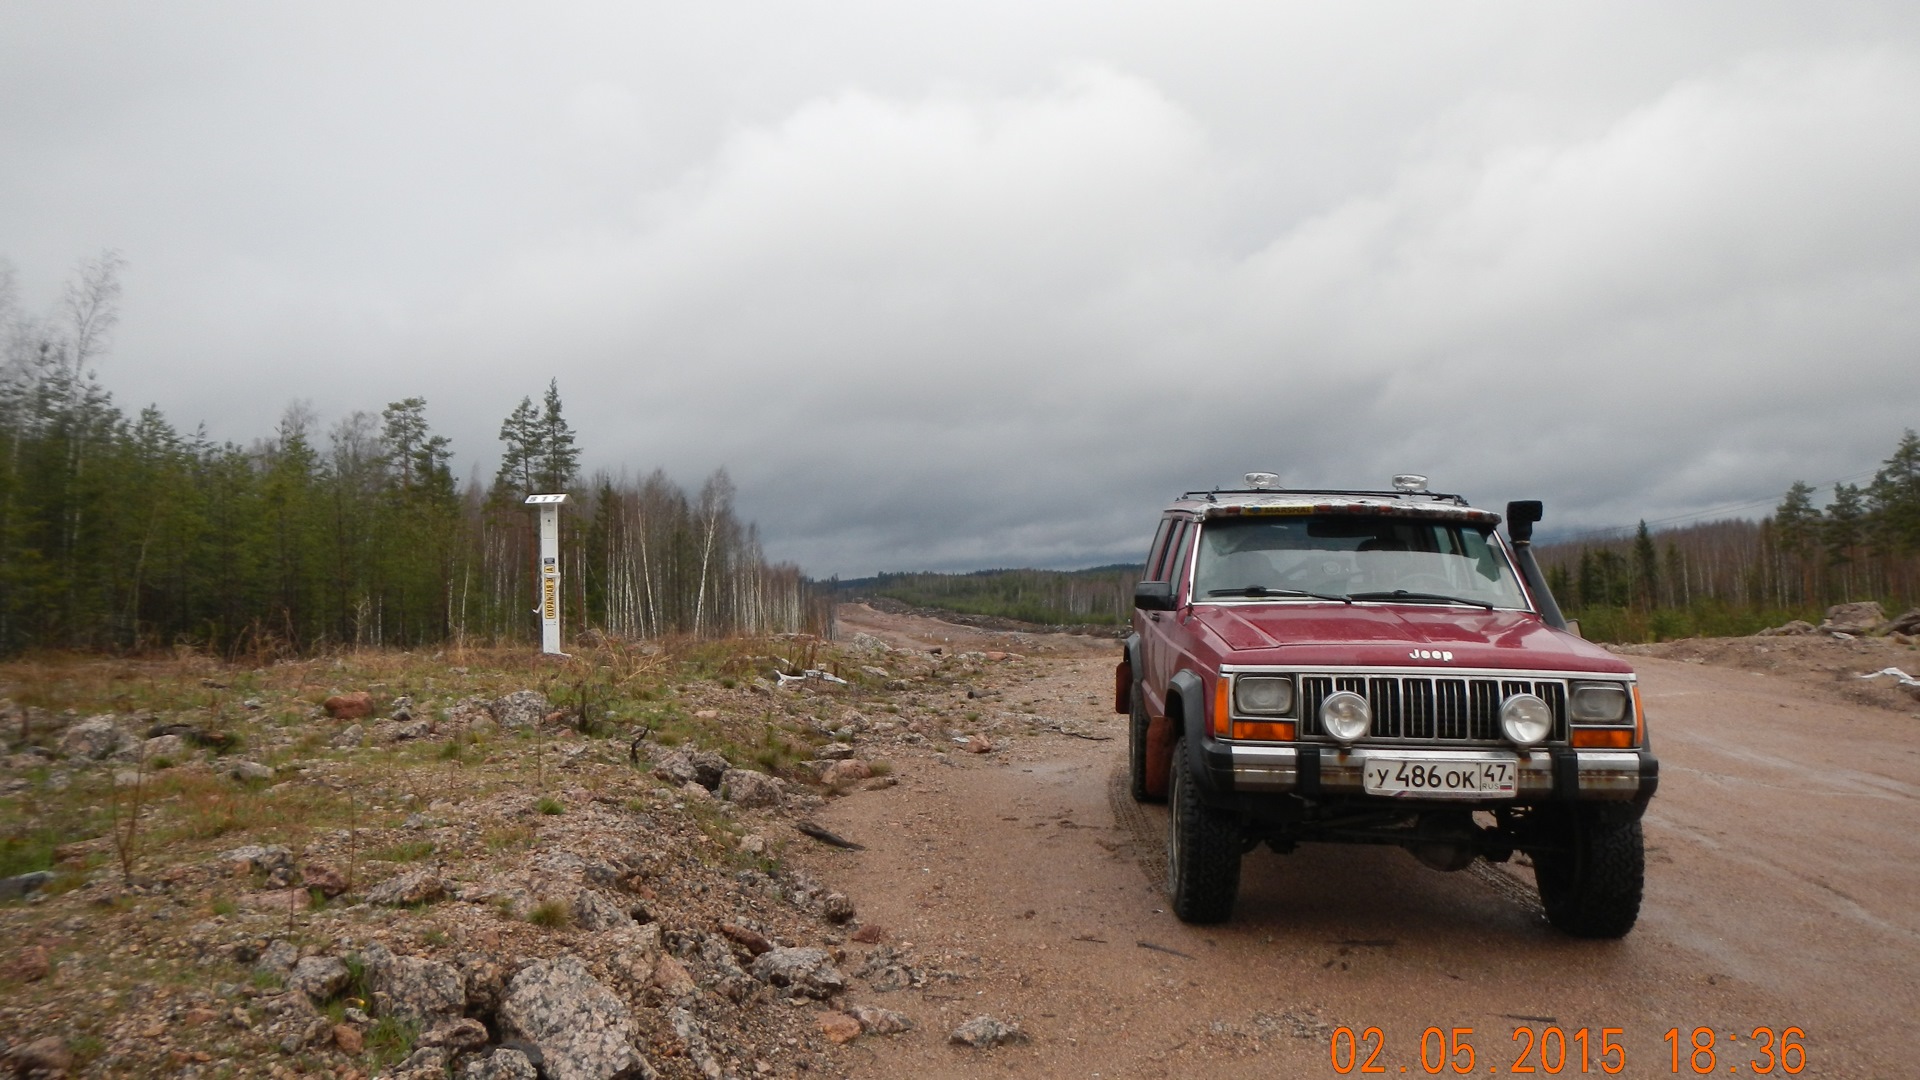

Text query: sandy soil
(795, 606), (1920, 1079)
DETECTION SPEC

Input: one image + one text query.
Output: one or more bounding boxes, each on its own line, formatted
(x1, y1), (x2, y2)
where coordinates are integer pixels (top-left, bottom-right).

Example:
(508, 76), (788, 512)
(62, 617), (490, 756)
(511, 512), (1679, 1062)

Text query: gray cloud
(4, 3), (1917, 576)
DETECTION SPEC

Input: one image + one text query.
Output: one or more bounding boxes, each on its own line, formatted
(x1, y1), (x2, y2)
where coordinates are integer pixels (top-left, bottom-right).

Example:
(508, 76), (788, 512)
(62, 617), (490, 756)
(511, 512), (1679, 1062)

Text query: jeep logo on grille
(1410, 650), (1454, 662)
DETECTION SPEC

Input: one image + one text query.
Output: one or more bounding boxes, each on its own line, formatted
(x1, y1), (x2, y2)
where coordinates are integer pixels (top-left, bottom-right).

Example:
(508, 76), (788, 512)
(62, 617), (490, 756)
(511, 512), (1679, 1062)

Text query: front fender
(1168, 669), (1233, 795)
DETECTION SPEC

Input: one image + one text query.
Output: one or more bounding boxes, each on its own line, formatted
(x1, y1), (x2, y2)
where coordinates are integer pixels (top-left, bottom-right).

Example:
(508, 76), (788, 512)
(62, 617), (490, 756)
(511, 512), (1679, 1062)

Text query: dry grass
(1, 634), (856, 886)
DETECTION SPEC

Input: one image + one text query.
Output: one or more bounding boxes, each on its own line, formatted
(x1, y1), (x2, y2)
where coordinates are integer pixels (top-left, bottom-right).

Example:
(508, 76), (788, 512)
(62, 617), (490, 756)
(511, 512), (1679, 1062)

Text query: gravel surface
(797, 606), (1920, 1079)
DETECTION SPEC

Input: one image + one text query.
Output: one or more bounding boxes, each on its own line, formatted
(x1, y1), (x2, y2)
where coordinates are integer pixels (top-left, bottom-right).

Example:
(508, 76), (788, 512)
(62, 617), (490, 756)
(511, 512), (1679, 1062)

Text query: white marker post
(524, 493), (570, 655)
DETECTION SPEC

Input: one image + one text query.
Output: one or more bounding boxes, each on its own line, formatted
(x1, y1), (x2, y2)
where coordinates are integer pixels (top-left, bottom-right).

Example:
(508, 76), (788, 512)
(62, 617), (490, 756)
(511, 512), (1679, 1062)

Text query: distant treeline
(0, 254), (824, 655)
(847, 425), (1920, 645)
(846, 565), (1143, 627)
(1536, 430), (1920, 641)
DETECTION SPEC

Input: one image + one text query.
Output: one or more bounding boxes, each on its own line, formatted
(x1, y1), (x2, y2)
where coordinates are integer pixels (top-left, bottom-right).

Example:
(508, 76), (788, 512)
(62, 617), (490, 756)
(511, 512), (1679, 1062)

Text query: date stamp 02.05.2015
(1327, 1024), (1808, 1076)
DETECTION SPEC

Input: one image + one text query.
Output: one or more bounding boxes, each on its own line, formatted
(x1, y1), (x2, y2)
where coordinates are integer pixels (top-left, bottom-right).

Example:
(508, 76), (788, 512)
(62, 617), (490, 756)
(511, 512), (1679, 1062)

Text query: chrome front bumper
(1225, 744), (1654, 801)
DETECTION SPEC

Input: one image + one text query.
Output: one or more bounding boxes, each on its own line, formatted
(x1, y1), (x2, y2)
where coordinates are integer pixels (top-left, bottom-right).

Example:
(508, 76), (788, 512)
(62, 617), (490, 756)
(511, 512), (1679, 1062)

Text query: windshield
(1192, 515), (1531, 609)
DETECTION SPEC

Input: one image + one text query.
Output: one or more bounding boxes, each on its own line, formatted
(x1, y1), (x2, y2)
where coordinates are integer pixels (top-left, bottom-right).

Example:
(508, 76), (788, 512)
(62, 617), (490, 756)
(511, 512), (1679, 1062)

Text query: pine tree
(493, 395), (542, 501)
(1866, 429), (1920, 554)
(1632, 521), (1659, 611)
(1824, 483), (1866, 598)
(533, 379), (579, 494)
(1773, 481), (1822, 606)
(1774, 482), (1823, 556)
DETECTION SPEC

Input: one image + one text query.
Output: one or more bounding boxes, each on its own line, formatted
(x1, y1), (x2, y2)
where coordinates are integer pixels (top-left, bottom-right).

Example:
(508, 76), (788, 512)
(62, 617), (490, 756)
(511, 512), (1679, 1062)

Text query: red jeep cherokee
(1118, 474), (1658, 937)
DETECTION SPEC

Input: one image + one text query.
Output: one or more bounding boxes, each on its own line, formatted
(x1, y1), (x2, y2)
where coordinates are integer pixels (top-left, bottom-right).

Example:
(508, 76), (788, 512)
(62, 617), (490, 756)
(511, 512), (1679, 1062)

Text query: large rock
(0, 871), (54, 902)
(287, 955), (351, 1002)
(718, 768), (784, 808)
(819, 759), (871, 786)
(57, 715), (136, 760)
(228, 760), (274, 782)
(218, 844), (294, 877)
(362, 942), (465, 1025)
(950, 1014), (1029, 1048)
(255, 938), (299, 977)
(603, 923), (663, 987)
(651, 747), (730, 790)
(8, 1036), (72, 1077)
(848, 1003), (914, 1035)
(492, 690), (551, 730)
(456, 952), (513, 1019)
(421, 1017), (490, 1051)
(817, 1011), (862, 1044)
(668, 1008), (722, 1080)
(571, 888), (633, 931)
(303, 863), (349, 897)
(748, 947), (845, 999)
(1887, 608), (1920, 635)
(143, 733), (189, 760)
(1821, 601), (1886, 635)
(649, 953), (696, 997)
(497, 954), (652, 1080)
(323, 692), (374, 719)
(389, 1047), (452, 1080)
(364, 869), (448, 907)
(463, 1049), (541, 1080)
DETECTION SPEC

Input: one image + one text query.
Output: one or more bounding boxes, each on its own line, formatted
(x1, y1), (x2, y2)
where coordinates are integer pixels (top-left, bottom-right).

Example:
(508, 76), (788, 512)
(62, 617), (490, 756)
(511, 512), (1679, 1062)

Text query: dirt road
(798, 606), (1920, 1079)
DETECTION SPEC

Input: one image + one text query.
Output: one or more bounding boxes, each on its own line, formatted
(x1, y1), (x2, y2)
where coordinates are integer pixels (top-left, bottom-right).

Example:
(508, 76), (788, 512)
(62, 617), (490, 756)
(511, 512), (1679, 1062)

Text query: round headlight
(1320, 690), (1371, 743)
(1500, 693), (1554, 747)
(1234, 676), (1294, 716)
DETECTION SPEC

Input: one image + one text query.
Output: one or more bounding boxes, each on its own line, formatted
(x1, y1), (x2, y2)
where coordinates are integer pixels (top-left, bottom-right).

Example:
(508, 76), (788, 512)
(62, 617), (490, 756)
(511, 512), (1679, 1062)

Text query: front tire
(1128, 684), (1159, 803)
(1167, 735), (1241, 923)
(1533, 807), (1645, 939)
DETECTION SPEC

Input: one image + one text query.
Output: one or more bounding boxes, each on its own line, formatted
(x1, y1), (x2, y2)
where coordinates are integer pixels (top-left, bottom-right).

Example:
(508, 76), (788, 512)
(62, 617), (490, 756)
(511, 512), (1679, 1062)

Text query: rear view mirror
(1134, 581), (1177, 611)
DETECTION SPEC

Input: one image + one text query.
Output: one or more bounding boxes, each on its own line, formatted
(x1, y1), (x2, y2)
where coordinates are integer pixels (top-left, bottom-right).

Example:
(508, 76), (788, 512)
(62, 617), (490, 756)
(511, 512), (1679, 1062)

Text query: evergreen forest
(1537, 430), (1920, 641)
(0, 255), (824, 656)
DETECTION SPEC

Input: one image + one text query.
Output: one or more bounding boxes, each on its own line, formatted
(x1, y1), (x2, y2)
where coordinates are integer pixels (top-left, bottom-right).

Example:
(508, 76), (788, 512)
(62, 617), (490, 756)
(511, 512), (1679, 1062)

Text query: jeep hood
(1192, 603), (1631, 674)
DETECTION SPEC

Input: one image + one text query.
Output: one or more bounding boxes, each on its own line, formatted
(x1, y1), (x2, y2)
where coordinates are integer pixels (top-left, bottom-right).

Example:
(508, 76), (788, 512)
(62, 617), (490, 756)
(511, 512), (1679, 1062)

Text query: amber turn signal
(1231, 720), (1296, 742)
(1571, 728), (1635, 749)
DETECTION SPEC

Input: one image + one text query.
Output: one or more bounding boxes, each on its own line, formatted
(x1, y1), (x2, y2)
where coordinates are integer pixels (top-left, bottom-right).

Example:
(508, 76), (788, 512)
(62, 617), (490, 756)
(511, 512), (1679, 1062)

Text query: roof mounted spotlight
(1391, 474), (1429, 493)
(1244, 472), (1280, 490)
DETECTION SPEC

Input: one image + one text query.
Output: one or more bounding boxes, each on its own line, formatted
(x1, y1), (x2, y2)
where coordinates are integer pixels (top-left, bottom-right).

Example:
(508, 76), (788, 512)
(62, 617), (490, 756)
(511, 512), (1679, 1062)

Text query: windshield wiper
(1207, 586), (1351, 603)
(1347, 590), (1494, 610)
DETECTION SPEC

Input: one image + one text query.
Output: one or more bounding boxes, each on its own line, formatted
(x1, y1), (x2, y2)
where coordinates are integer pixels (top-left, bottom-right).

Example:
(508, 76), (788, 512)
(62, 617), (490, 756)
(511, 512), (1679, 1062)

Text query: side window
(1144, 518), (1176, 581)
(1168, 521), (1195, 594)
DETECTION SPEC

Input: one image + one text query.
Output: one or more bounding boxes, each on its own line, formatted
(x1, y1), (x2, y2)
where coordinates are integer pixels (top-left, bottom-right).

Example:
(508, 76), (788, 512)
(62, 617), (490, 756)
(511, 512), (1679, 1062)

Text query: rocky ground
(0, 626), (1097, 1079)
(1609, 598), (1920, 714)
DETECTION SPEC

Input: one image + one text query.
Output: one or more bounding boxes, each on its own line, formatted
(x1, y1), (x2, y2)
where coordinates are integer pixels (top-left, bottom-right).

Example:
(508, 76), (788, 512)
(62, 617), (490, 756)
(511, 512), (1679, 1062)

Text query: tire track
(1107, 764), (1168, 891)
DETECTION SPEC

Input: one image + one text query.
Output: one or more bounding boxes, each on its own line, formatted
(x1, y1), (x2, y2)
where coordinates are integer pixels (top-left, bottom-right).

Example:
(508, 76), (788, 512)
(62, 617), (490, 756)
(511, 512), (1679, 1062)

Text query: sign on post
(524, 493), (570, 655)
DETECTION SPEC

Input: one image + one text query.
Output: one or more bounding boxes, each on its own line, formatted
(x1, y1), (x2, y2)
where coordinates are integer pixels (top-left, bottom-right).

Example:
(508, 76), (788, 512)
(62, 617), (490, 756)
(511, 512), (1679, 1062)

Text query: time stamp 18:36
(1328, 1025), (1809, 1075)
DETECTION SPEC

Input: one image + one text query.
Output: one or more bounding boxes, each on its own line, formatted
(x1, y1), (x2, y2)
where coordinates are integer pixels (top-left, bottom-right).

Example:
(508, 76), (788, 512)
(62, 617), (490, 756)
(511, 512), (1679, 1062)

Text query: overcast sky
(4, 2), (1918, 577)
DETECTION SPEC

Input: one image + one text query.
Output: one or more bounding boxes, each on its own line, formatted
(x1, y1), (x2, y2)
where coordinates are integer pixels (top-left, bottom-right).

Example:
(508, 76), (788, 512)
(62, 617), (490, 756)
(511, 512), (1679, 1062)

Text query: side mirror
(1133, 581), (1177, 611)
(1505, 500), (1543, 543)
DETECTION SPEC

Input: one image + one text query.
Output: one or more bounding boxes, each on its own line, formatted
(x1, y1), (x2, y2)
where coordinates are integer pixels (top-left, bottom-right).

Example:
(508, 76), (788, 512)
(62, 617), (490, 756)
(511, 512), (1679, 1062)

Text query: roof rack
(1178, 486), (1471, 506)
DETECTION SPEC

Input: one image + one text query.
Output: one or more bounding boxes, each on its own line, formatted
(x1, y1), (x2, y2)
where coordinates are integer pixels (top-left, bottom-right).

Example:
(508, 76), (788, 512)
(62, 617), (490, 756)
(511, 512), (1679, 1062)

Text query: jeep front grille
(1298, 675), (1567, 744)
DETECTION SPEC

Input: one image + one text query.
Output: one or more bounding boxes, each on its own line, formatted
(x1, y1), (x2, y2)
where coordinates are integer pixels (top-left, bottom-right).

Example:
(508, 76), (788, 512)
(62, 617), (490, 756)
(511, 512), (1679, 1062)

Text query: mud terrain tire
(1533, 807), (1645, 939)
(1167, 735), (1241, 923)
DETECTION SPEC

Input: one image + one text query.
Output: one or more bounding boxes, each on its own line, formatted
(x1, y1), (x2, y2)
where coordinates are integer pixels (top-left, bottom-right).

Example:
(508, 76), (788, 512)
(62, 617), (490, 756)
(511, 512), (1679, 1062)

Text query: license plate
(1362, 755), (1516, 798)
